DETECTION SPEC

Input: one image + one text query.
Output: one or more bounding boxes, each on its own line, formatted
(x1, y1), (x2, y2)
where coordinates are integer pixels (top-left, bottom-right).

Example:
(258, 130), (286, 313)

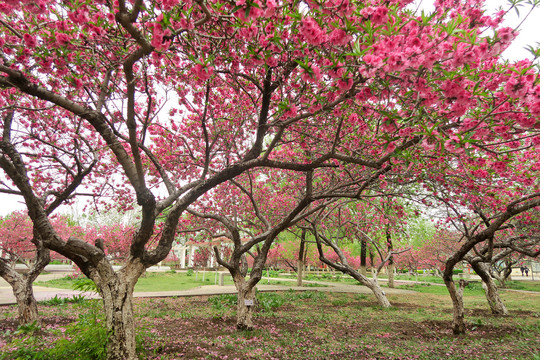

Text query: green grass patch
(396, 282), (486, 296)
(504, 280), (540, 292)
(35, 271), (236, 292)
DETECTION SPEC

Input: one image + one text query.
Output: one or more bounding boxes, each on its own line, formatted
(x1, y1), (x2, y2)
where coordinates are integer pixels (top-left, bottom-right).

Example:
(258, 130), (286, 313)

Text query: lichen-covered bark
(13, 280), (39, 324)
(233, 275), (256, 330)
(91, 259), (145, 360)
(387, 263), (395, 289)
(363, 278), (391, 308)
(470, 261), (508, 315)
(0, 244), (49, 325)
(444, 278), (466, 334)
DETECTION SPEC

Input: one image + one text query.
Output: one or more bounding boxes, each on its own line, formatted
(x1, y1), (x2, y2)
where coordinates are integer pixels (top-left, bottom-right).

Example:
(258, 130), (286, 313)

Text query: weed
(39, 294), (87, 306)
(331, 298), (349, 306)
(72, 278), (98, 293)
(11, 321), (42, 336)
(257, 293), (285, 312)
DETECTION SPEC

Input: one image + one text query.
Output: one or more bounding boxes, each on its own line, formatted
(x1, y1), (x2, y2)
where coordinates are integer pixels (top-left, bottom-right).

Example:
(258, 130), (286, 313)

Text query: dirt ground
(0, 292), (539, 359)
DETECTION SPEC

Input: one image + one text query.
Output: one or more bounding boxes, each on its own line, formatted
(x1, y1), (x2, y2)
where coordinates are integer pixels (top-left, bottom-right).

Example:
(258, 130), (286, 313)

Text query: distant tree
(0, 212), (82, 324)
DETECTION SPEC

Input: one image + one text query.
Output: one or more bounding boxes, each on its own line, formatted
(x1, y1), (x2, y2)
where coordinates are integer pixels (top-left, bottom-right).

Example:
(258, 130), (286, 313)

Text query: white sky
(0, 1), (538, 217)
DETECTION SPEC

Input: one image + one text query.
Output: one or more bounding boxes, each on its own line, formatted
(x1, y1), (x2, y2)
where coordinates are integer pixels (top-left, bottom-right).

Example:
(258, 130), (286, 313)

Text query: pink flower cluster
(360, 6), (389, 26)
(301, 65), (322, 83)
(151, 21), (172, 52)
(235, 0), (276, 21)
(193, 63), (214, 81)
(0, 0), (48, 14)
(300, 17), (327, 46)
(329, 29), (351, 46)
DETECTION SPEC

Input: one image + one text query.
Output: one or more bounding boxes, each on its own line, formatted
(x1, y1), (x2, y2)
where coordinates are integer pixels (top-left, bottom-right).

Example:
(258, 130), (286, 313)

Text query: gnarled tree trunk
(91, 259), (145, 360)
(234, 275), (256, 330)
(362, 276), (391, 308)
(469, 261), (508, 315)
(444, 277), (467, 334)
(13, 279), (39, 324)
(0, 243), (49, 325)
(316, 238), (391, 308)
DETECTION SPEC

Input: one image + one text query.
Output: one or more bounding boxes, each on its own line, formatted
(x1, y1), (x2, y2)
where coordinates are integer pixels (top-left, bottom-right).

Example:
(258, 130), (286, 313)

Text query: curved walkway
(0, 274), (414, 306)
(2, 270), (537, 306)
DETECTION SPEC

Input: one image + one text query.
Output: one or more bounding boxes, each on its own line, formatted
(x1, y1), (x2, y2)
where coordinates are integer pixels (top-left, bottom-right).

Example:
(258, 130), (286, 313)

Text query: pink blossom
(505, 77), (529, 99)
(386, 53), (408, 72)
(283, 104), (298, 119)
(493, 125), (510, 135)
(329, 29), (351, 46)
(363, 54), (383, 68)
(491, 161), (507, 175)
(193, 63), (214, 81)
(381, 118), (397, 133)
(300, 17), (326, 45)
(371, 7), (389, 26)
(55, 32), (71, 47)
(337, 77), (353, 90)
(301, 65), (321, 83)
(444, 136), (463, 153)
(23, 33), (37, 48)
(497, 27), (515, 43)
(516, 115), (536, 128)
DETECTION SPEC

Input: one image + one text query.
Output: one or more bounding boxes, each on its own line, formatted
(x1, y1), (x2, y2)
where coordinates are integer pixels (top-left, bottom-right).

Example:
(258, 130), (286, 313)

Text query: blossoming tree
(0, 212), (83, 324)
(1, 0), (539, 357)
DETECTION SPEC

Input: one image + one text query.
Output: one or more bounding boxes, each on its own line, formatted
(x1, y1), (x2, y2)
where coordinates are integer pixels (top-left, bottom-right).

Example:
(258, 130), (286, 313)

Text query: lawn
(0, 286), (539, 359)
(35, 270), (540, 294)
(35, 270), (236, 292)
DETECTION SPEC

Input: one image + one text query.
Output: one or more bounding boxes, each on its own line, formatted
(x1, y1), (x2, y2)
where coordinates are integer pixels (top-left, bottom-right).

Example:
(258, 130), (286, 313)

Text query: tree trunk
(296, 230), (306, 287)
(387, 263), (395, 288)
(444, 277), (466, 334)
(234, 276), (256, 330)
(364, 278), (391, 308)
(13, 279), (39, 325)
(92, 260), (145, 360)
(470, 261), (508, 315)
(0, 246), (49, 325)
(316, 239), (391, 308)
(342, 268), (391, 308)
(360, 236), (367, 276)
(386, 228), (394, 288)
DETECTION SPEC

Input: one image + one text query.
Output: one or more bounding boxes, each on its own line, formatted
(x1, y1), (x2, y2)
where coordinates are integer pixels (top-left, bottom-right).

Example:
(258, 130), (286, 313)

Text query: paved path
(1, 269), (537, 306)
(0, 273), (414, 306)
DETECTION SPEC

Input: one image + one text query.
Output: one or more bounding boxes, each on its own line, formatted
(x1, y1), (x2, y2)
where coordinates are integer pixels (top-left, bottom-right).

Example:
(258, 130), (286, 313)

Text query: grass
(503, 280), (540, 292)
(0, 288), (539, 359)
(35, 270), (539, 297)
(35, 270), (236, 292)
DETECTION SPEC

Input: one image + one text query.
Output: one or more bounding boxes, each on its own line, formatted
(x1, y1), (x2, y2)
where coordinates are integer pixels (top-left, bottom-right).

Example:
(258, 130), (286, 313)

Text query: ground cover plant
(1, 289), (539, 360)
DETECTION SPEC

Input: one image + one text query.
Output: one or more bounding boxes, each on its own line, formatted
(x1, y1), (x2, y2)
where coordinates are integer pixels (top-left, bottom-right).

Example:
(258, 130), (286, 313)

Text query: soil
(0, 292), (538, 359)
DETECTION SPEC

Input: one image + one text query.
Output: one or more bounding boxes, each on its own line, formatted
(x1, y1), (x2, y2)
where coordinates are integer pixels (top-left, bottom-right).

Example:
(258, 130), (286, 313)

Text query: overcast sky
(0, 1), (538, 216)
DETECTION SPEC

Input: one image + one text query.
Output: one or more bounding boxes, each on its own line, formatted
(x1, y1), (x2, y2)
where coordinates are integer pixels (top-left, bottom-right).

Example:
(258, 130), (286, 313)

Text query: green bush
(186, 269), (194, 277)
